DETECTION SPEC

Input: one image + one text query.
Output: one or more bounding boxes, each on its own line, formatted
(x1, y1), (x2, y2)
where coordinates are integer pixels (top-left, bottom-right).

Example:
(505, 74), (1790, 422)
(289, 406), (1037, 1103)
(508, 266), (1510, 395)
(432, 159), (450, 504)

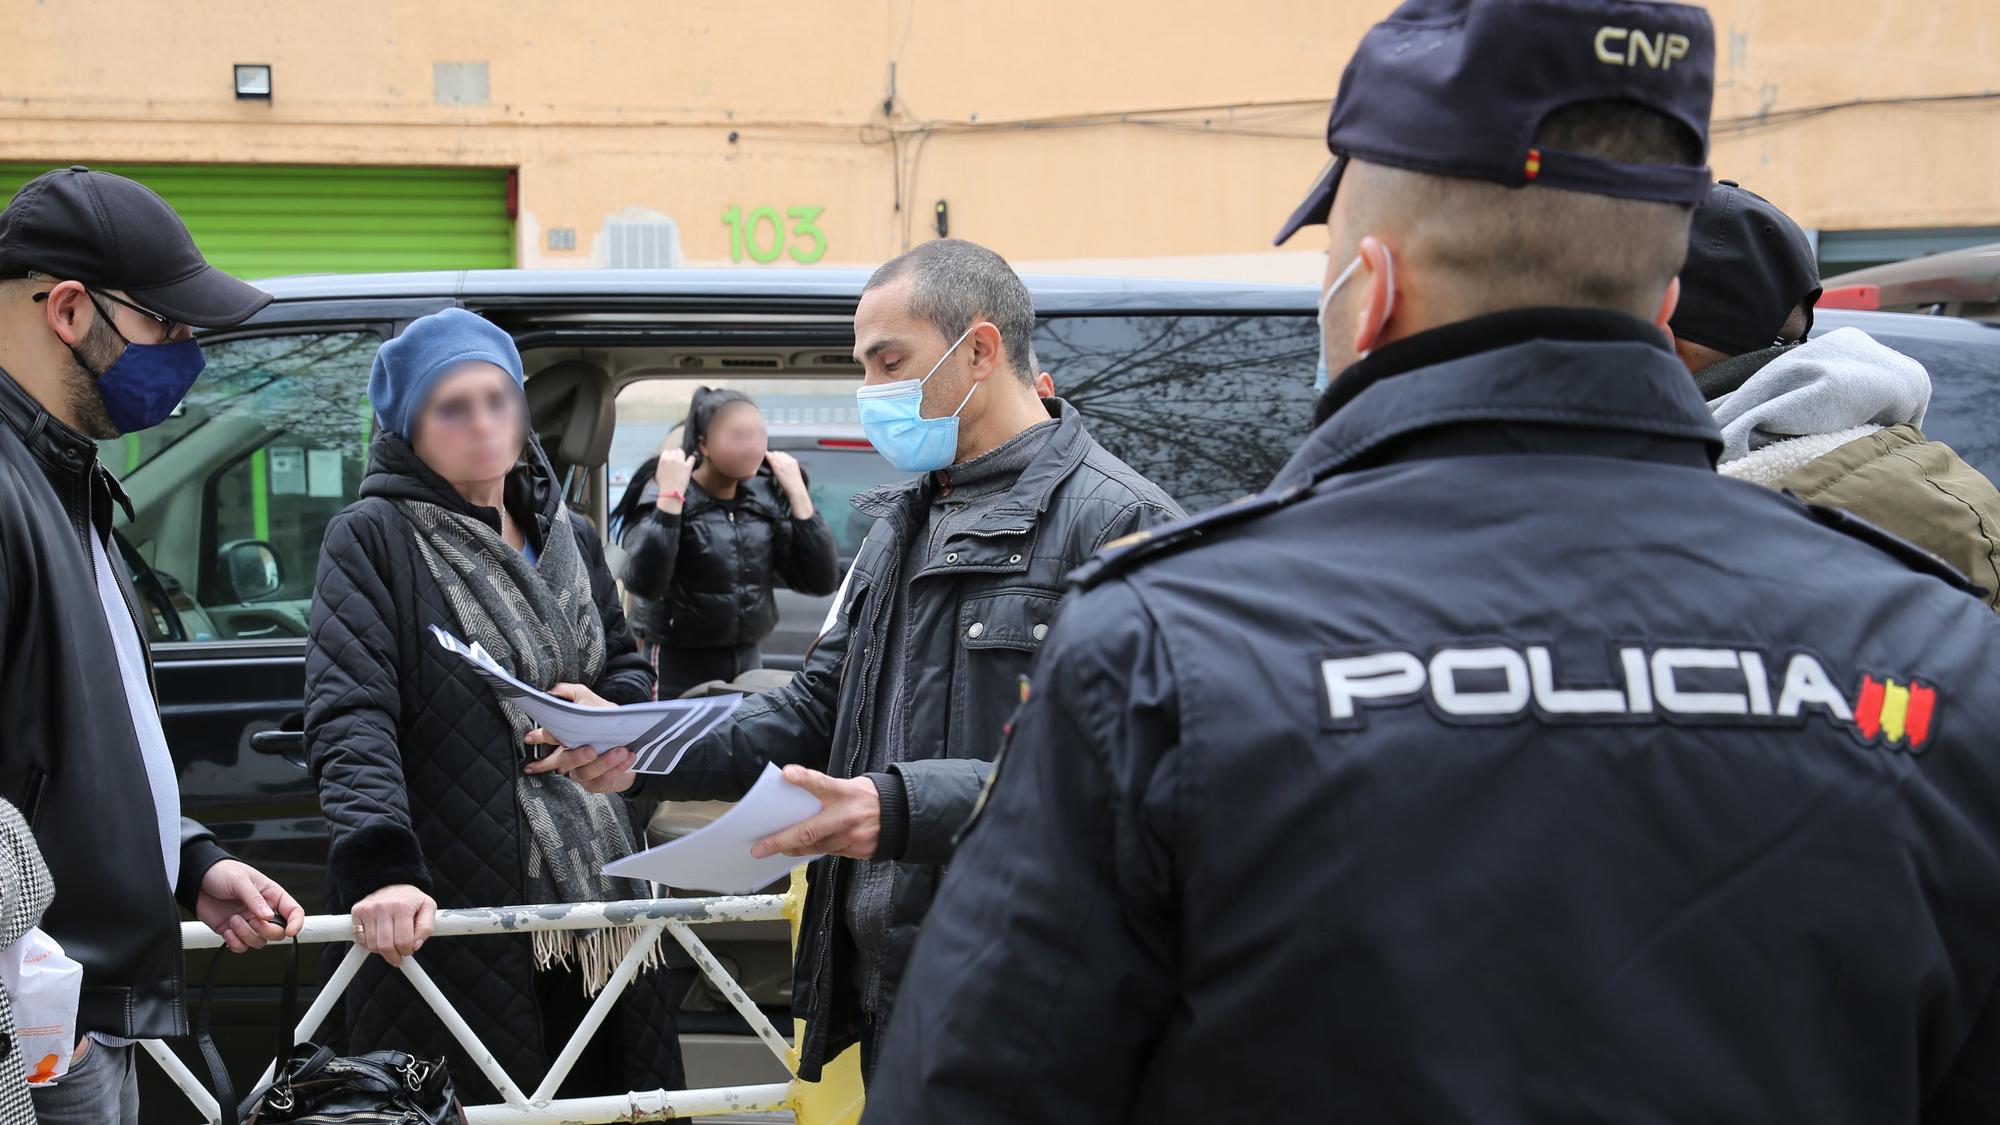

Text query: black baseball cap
(1274, 0), (1715, 246)
(0, 165), (271, 328)
(1670, 180), (1820, 356)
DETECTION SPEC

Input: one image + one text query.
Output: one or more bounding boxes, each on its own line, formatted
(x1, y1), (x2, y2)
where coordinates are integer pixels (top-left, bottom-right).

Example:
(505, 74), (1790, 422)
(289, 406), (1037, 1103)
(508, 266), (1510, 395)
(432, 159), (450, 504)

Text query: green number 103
(723, 205), (828, 264)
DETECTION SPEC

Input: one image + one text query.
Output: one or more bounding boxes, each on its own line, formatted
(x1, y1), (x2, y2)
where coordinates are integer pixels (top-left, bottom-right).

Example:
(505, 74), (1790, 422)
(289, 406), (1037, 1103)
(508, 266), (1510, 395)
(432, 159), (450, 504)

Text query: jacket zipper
(805, 513), (905, 1047)
(730, 506), (744, 645)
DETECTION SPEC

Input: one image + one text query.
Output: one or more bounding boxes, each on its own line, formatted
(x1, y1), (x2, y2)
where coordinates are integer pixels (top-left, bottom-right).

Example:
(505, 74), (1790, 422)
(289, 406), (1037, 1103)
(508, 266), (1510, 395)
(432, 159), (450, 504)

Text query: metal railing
(140, 889), (802, 1124)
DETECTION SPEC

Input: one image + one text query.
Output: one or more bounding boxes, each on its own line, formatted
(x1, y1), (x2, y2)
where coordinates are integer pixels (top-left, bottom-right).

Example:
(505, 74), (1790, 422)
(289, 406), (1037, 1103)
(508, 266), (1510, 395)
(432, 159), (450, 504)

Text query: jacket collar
(1274, 307), (1722, 490)
(852, 397), (1089, 536)
(1693, 341), (1794, 401)
(0, 362), (137, 531)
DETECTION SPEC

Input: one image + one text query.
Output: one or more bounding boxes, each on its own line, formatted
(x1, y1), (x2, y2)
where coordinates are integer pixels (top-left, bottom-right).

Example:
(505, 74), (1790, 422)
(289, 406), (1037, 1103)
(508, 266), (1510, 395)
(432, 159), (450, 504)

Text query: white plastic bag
(0, 927), (82, 1085)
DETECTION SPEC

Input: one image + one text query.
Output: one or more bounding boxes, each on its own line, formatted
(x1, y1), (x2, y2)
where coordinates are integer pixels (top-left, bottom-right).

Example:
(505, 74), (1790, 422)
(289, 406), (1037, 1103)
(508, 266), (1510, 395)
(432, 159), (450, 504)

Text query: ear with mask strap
(1312, 244), (1397, 394)
(1357, 241), (1396, 359)
(1314, 255), (1367, 395)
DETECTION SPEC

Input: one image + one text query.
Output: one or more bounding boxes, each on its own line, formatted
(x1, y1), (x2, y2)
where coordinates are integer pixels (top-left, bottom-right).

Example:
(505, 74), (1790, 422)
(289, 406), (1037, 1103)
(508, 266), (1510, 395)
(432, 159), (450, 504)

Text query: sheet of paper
(429, 625), (740, 774)
(307, 449), (345, 497)
(602, 763), (824, 894)
(268, 446), (307, 496)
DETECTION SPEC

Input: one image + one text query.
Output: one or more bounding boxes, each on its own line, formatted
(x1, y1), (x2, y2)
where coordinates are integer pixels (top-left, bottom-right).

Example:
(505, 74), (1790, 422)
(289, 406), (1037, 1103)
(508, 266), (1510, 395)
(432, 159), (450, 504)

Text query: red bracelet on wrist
(660, 489), (685, 505)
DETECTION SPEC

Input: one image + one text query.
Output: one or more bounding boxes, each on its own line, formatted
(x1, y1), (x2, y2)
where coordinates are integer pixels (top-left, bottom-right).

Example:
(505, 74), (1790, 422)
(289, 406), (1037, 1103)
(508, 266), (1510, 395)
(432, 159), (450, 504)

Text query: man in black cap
(1672, 180), (2000, 609)
(862, 1), (2000, 1120)
(0, 166), (302, 1123)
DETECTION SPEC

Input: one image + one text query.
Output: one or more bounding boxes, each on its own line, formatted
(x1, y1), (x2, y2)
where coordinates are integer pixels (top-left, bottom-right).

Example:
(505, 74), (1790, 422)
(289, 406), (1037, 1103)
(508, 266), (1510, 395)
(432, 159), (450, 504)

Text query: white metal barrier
(140, 893), (799, 1124)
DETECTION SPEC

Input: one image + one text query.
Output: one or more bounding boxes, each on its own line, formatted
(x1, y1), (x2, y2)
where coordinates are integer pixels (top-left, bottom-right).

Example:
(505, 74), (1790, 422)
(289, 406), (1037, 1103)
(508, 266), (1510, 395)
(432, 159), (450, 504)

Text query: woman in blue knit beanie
(302, 309), (687, 1107)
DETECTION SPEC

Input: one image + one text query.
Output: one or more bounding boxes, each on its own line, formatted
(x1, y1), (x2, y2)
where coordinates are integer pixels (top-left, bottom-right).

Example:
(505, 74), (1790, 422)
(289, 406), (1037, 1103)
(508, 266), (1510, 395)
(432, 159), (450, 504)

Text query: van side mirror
(220, 540), (284, 602)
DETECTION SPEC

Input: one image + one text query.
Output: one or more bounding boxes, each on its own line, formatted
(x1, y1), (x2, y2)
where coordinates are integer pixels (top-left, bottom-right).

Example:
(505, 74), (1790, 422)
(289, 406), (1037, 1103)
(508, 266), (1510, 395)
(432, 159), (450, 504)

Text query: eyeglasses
(92, 289), (184, 342)
(32, 285), (184, 344)
(426, 387), (522, 430)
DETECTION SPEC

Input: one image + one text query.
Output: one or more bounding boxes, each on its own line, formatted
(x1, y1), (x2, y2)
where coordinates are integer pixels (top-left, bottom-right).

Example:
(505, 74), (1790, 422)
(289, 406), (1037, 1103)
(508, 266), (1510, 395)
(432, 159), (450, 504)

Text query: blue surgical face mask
(856, 324), (978, 473)
(71, 294), (206, 434)
(1313, 255), (1365, 395)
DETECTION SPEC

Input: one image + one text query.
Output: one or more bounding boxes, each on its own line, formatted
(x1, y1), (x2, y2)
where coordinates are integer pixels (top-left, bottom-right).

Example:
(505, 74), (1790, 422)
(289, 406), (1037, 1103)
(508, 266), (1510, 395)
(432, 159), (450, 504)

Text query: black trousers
(646, 641), (762, 700)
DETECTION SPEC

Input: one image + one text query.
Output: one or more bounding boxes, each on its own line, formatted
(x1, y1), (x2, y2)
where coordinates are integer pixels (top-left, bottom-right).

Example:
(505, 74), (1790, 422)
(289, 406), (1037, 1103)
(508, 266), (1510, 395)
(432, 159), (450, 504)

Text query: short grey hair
(1340, 100), (1702, 323)
(864, 239), (1036, 384)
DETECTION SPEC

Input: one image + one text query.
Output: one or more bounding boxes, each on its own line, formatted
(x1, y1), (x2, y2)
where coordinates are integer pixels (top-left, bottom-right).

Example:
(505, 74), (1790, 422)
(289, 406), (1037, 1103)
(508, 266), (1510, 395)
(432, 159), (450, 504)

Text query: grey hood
(1708, 326), (1930, 464)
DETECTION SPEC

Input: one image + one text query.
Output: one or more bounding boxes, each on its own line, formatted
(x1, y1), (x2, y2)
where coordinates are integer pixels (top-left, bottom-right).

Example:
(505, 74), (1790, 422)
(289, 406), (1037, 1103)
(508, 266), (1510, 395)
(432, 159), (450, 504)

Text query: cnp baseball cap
(1671, 180), (1820, 356)
(0, 165), (271, 328)
(1274, 0), (1716, 245)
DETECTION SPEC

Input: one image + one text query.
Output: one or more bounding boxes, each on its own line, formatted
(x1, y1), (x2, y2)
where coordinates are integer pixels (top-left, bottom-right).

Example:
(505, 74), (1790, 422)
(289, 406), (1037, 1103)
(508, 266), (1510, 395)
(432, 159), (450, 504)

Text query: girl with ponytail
(619, 387), (841, 697)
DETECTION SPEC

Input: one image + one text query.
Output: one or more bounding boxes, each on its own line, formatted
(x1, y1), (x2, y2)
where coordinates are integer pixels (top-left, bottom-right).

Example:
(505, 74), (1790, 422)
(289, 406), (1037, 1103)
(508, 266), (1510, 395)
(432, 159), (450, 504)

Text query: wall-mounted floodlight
(234, 64), (272, 100)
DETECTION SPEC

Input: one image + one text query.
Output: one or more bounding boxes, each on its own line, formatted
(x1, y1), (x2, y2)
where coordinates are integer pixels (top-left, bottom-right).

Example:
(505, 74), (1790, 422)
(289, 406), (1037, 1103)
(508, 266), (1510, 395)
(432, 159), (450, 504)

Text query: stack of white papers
(430, 625), (740, 774)
(603, 763), (825, 894)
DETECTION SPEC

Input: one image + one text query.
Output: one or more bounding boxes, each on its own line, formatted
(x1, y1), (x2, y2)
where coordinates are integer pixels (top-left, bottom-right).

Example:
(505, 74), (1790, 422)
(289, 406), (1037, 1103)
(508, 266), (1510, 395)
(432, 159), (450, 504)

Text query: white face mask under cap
(1313, 244), (1397, 395)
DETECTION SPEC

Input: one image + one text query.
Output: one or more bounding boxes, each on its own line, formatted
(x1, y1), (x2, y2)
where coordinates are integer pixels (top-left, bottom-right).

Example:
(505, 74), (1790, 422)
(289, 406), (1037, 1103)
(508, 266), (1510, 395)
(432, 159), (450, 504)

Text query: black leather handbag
(196, 937), (468, 1125)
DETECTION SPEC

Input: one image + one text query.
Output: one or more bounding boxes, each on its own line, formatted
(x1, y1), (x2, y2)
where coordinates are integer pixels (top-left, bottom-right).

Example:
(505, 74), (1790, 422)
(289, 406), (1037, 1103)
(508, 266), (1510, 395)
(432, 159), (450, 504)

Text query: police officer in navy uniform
(862, 1), (2000, 1120)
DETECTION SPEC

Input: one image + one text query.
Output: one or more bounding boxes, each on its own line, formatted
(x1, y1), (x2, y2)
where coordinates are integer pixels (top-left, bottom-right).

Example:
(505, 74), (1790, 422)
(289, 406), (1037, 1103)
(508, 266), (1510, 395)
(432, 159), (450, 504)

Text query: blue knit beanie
(368, 307), (525, 438)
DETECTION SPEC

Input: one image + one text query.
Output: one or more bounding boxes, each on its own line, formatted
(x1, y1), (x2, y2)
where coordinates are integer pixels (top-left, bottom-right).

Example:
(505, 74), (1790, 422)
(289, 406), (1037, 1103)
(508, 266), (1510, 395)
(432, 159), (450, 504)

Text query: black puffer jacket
(304, 432), (681, 1102)
(621, 468), (841, 646)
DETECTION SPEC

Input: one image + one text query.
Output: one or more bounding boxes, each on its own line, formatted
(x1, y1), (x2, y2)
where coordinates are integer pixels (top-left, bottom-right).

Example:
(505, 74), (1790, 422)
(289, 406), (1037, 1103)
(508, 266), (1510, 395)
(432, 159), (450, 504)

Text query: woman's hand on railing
(349, 883), (437, 966)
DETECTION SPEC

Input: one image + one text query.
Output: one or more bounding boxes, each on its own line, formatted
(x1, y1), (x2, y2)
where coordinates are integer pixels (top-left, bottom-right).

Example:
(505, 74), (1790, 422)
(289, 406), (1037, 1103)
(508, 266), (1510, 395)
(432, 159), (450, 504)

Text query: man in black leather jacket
(0, 167), (303, 1123)
(536, 239), (1183, 1083)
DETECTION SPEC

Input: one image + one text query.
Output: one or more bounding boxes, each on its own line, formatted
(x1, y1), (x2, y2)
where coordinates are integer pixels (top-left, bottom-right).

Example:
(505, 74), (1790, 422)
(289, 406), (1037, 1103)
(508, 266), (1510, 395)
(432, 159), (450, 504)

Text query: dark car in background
(118, 268), (1996, 1117)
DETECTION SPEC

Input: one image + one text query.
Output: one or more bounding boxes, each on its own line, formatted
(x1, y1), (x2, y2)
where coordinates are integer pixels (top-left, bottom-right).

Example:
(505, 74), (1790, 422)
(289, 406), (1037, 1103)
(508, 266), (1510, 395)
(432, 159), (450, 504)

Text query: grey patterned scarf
(397, 490), (661, 994)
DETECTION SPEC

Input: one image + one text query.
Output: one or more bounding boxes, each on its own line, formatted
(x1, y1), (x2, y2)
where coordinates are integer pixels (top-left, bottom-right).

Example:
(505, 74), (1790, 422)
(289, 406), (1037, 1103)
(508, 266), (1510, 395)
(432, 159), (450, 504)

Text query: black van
(124, 269), (1996, 1115)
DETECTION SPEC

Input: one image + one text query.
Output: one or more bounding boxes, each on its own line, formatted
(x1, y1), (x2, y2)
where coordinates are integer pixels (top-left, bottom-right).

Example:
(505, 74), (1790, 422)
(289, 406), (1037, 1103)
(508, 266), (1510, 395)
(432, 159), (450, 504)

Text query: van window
(106, 330), (380, 642)
(1034, 313), (1319, 513)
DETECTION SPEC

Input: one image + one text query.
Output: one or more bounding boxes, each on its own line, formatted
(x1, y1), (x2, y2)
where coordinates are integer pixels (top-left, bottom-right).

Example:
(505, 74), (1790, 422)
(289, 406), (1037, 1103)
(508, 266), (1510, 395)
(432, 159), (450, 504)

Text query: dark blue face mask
(56, 291), (207, 434)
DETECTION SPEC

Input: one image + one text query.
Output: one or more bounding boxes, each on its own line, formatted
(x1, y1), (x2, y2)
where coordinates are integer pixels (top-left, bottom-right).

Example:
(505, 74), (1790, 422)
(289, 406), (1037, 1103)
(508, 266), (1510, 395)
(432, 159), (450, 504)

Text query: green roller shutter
(0, 163), (514, 278)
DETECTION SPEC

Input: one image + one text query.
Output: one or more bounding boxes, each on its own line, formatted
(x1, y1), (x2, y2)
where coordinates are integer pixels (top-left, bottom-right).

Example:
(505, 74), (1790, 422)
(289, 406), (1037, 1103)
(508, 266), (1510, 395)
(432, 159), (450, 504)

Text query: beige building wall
(1, 0), (1992, 282)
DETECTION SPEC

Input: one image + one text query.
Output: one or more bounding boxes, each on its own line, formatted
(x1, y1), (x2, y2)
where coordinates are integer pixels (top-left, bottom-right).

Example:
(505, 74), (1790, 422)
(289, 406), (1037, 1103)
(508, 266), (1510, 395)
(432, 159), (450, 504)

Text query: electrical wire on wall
(1710, 89), (2000, 137)
(872, 98), (1334, 249)
(860, 87), (2000, 249)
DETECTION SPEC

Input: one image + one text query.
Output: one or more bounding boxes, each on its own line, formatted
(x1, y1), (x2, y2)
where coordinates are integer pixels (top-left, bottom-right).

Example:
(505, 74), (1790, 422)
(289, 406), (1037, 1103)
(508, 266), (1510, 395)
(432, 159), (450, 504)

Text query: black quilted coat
(303, 432), (682, 1103)
(621, 468), (841, 647)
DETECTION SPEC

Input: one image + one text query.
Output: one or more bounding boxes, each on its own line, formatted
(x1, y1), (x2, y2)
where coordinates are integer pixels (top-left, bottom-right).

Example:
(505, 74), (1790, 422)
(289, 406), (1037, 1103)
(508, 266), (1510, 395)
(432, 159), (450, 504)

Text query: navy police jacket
(863, 309), (2000, 1123)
